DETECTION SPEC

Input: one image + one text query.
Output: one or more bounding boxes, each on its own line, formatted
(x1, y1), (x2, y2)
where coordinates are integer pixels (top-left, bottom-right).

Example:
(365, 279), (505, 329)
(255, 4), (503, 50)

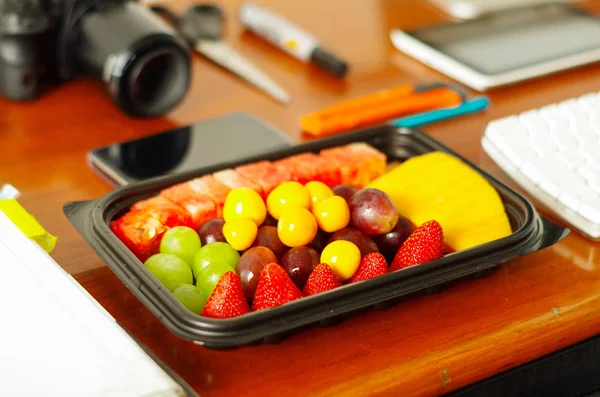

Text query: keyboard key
(557, 178), (593, 212)
(552, 131), (579, 151)
(519, 111), (549, 136)
(577, 94), (600, 121)
(539, 104), (569, 136)
(578, 166), (600, 183)
(530, 134), (558, 157)
(485, 117), (533, 167)
(573, 125), (599, 147)
(557, 150), (586, 169)
(521, 161), (543, 184)
(560, 98), (589, 122)
(581, 146), (600, 165)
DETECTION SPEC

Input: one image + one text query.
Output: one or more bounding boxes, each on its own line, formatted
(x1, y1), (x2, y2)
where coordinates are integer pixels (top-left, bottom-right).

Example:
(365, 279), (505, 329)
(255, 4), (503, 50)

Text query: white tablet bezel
(390, 28), (600, 92)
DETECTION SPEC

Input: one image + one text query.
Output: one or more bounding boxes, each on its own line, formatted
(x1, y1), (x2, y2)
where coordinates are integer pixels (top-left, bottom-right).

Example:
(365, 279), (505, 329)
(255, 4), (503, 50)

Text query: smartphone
(391, 4), (600, 91)
(88, 113), (293, 186)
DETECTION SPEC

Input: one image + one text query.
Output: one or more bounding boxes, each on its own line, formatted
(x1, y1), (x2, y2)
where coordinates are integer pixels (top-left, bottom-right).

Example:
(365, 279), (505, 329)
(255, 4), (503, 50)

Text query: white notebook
(0, 211), (186, 397)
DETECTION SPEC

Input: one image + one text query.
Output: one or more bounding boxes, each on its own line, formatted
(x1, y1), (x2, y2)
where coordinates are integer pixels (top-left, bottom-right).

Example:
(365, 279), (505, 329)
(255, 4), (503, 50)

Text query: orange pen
(300, 84), (464, 136)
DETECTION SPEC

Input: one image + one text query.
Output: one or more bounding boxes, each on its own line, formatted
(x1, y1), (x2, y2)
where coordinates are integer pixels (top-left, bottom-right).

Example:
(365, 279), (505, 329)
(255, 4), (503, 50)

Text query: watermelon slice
(188, 175), (231, 217)
(111, 196), (193, 262)
(346, 142), (387, 182)
(235, 161), (291, 196)
(161, 183), (217, 229)
(213, 169), (264, 198)
(291, 153), (342, 187)
(274, 155), (316, 185)
(319, 147), (365, 187)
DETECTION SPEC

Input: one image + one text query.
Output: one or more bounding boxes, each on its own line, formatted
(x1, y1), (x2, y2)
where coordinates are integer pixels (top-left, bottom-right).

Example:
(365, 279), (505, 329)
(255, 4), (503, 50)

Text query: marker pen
(239, 3), (348, 78)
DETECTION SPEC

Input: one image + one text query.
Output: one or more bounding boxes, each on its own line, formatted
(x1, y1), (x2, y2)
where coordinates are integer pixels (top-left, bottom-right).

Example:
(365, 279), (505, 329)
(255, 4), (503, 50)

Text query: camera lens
(73, 2), (192, 117)
(126, 45), (190, 117)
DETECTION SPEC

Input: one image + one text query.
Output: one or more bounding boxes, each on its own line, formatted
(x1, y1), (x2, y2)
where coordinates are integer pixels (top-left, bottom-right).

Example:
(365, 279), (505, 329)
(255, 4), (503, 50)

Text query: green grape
(195, 261), (234, 298)
(144, 253), (193, 292)
(192, 242), (240, 279)
(173, 284), (207, 314)
(160, 226), (201, 266)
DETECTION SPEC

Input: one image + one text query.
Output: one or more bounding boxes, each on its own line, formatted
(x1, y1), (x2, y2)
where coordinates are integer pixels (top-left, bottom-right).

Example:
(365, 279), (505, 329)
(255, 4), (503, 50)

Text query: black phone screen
(88, 113), (293, 185)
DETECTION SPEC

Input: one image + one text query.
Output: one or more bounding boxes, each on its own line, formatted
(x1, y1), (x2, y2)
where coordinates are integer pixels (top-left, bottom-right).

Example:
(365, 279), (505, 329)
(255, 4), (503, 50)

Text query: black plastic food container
(64, 125), (569, 350)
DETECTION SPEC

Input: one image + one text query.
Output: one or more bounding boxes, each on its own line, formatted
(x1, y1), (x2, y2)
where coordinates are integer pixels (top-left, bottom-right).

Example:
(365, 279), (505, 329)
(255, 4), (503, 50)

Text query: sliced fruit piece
(213, 169), (264, 198)
(188, 175), (231, 217)
(346, 142), (387, 182)
(112, 197), (194, 262)
(368, 151), (512, 252)
(130, 195), (194, 229)
(350, 252), (388, 283)
(450, 213), (512, 251)
(274, 156), (316, 185)
(236, 161), (292, 196)
(390, 220), (444, 271)
(201, 272), (250, 319)
(303, 263), (341, 296)
(252, 263), (303, 310)
(161, 183), (217, 229)
(298, 153), (342, 187)
(320, 147), (364, 188)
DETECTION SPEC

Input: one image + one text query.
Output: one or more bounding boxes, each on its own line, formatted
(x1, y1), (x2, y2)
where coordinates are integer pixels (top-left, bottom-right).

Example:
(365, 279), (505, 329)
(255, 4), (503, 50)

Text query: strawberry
(390, 220), (444, 271)
(201, 272), (250, 319)
(350, 252), (388, 283)
(303, 264), (342, 296)
(252, 263), (303, 310)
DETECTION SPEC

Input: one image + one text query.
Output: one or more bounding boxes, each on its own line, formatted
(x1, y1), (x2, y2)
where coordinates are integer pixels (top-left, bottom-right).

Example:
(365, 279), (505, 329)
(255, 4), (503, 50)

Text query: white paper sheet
(0, 211), (186, 397)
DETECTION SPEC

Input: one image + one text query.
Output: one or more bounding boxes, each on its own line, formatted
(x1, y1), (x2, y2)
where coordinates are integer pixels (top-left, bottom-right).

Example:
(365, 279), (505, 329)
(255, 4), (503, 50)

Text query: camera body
(0, 0), (192, 117)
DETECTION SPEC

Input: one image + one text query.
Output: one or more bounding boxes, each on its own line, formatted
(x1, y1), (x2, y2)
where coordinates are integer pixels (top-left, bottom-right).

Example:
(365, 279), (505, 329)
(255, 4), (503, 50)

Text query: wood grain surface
(2, 0), (600, 396)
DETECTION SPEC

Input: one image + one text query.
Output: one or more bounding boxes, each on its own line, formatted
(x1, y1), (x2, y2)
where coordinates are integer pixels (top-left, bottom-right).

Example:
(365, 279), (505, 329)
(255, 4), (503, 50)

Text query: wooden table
(3, 0), (600, 395)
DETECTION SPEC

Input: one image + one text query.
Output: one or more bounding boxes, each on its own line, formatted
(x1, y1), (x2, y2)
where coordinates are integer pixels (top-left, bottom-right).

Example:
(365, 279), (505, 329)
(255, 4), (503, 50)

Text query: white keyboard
(482, 92), (600, 240)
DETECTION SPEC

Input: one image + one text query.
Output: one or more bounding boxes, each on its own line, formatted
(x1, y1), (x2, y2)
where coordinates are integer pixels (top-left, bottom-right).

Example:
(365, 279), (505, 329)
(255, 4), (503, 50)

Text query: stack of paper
(0, 211), (186, 397)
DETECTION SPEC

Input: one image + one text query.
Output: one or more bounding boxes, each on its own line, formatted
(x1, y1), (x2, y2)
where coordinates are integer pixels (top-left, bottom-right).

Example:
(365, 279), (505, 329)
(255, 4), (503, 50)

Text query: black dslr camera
(0, 0), (191, 117)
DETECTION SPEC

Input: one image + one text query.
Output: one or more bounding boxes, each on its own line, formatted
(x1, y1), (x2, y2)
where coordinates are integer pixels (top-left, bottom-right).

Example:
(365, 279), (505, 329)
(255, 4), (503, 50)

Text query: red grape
(280, 246), (320, 289)
(329, 228), (379, 257)
(333, 185), (358, 203)
(262, 214), (278, 227)
(349, 188), (398, 234)
(372, 216), (414, 259)
(198, 219), (226, 245)
(308, 229), (331, 253)
(252, 226), (286, 258)
(236, 247), (277, 302)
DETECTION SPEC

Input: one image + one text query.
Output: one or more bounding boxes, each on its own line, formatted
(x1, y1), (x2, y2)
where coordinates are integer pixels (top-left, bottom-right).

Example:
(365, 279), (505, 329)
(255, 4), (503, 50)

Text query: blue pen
(391, 96), (490, 128)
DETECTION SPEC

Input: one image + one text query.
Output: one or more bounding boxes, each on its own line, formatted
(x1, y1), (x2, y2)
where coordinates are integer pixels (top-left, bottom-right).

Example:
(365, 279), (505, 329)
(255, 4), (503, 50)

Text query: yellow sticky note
(0, 199), (57, 253)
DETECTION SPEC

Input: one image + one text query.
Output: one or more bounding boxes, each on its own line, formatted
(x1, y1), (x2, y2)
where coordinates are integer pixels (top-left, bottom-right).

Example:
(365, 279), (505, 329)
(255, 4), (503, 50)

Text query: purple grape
(349, 188), (399, 235)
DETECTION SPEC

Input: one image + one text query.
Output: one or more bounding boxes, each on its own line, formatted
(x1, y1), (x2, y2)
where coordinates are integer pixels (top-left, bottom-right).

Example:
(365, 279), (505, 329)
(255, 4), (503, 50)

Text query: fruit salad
(109, 144), (512, 318)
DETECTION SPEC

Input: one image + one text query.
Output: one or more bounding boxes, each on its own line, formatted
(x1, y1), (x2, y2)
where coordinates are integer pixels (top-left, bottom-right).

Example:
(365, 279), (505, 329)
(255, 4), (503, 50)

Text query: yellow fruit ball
(320, 240), (361, 281)
(277, 207), (317, 247)
(223, 218), (258, 251)
(305, 181), (334, 209)
(313, 196), (350, 233)
(223, 187), (266, 226)
(267, 181), (311, 220)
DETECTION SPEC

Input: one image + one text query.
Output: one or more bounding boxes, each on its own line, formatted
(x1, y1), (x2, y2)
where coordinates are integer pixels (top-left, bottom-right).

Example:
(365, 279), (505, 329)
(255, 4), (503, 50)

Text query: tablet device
(426, 0), (575, 20)
(391, 4), (600, 91)
(88, 113), (293, 186)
